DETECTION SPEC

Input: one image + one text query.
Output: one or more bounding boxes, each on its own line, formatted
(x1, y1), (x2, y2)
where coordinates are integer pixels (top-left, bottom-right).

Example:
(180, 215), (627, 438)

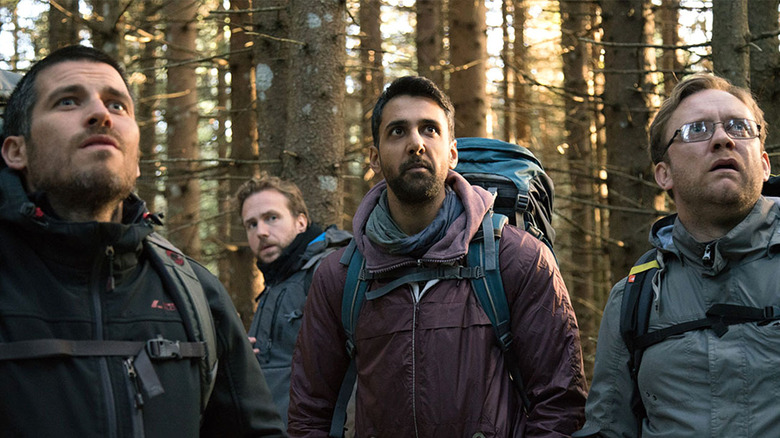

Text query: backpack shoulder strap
(330, 239), (366, 437)
(144, 232), (218, 414)
(467, 211), (532, 412)
(619, 248), (659, 426)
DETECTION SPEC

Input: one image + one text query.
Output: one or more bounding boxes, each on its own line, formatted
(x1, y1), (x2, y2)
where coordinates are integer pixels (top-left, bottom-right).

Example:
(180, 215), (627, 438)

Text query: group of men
(0, 44), (777, 437)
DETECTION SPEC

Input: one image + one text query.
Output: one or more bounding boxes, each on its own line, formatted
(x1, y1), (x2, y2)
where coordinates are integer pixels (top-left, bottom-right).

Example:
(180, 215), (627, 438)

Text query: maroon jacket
(289, 171), (587, 437)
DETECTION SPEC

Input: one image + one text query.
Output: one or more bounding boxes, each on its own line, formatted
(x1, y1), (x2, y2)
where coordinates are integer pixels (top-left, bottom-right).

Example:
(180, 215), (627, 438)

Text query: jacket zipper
(261, 285), (290, 362)
(411, 295), (421, 438)
(124, 357), (145, 438)
(702, 243), (714, 268)
(92, 244), (118, 438)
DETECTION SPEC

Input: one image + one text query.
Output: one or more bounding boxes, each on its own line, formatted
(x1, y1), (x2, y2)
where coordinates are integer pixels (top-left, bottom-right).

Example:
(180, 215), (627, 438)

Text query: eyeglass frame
(662, 118), (761, 158)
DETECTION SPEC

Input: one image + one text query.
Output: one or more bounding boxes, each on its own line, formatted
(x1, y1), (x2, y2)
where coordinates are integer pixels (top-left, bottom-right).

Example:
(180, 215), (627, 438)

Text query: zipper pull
(702, 243), (713, 268)
(105, 245), (115, 291)
(124, 357), (144, 409)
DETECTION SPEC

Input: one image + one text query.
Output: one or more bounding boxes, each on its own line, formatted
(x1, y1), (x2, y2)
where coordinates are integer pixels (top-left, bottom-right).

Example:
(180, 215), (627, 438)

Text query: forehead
(670, 89), (753, 125)
(35, 60), (130, 101)
(242, 189), (291, 217)
(381, 95), (448, 127)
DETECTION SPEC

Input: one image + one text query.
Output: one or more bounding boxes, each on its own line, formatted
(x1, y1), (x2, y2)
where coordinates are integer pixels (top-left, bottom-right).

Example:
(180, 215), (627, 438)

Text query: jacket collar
(352, 170), (494, 272)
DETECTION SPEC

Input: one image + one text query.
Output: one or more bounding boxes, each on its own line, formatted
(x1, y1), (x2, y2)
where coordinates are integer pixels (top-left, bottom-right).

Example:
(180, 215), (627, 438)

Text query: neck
(48, 196), (124, 223)
(676, 200), (755, 242)
(385, 190), (445, 235)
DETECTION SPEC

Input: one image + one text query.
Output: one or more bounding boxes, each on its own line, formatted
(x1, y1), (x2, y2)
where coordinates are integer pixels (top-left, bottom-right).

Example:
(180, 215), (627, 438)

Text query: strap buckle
(146, 336), (182, 360)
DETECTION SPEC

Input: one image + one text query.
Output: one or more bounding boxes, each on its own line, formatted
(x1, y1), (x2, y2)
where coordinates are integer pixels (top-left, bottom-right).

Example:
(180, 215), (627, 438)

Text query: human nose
(709, 122), (734, 150)
(256, 221), (270, 238)
(406, 129), (426, 156)
(85, 98), (113, 128)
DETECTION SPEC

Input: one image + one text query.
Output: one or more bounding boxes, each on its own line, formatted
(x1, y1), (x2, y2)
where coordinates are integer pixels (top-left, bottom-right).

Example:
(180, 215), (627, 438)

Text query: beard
(26, 128), (136, 218)
(384, 157), (445, 204)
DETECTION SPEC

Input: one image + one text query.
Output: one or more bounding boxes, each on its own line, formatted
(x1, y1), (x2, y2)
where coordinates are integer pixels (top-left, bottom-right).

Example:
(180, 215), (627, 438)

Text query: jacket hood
(650, 196), (780, 275)
(352, 170), (494, 272)
(0, 167), (155, 266)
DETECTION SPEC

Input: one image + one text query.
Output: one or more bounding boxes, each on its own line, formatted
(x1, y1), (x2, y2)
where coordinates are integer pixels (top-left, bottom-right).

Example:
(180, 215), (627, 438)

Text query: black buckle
(146, 337), (182, 359)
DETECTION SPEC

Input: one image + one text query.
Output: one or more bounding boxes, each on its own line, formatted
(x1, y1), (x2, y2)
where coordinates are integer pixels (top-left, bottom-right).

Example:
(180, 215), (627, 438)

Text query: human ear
(654, 161), (673, 191)
(369, 145), (382, 176)
(449, 139), (458, 169)
(1, 136), (28, 171)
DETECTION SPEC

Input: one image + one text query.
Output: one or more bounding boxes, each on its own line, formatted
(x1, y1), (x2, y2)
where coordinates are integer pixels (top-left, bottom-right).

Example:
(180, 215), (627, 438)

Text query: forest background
(1, 0), (778, 378)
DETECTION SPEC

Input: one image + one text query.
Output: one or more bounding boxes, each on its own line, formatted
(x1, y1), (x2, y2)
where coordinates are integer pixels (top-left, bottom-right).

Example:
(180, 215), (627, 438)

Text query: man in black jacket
(0, 45), (285, 437)
(237, 175), (351, 427)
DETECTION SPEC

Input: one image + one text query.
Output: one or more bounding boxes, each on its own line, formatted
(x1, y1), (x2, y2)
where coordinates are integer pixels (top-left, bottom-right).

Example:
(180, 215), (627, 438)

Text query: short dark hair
(649, 73), (766, 164)
(370, 76), (455, 148)
(2, 45), (130, 143)
(235, 174), (309, 222)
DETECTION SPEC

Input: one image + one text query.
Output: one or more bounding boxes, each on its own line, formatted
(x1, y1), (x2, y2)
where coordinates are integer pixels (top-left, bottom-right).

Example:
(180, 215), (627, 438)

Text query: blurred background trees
(2, 0), (778, 377)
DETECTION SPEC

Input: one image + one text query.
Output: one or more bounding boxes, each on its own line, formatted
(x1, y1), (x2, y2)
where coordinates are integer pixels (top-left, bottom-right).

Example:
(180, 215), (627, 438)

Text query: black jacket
(0, 168), (286, 437)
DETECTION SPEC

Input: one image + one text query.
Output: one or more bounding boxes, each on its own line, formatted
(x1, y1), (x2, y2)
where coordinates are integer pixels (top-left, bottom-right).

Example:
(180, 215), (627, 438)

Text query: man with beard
(288, 76), (587, 437)
(0, 45), (285, 437)
(575, 74), (779, 437)
(236, 175), (351, 428)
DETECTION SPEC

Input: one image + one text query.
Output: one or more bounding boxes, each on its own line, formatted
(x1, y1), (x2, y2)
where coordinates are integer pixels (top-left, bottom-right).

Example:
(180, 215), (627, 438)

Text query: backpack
(454, 137), (556, 253)
(0, 231), (218, 415)
(620, 224), (780, 426)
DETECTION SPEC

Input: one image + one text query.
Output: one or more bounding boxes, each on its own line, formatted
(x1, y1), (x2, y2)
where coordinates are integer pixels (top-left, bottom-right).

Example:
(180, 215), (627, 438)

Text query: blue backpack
(328, 138), (555, 437)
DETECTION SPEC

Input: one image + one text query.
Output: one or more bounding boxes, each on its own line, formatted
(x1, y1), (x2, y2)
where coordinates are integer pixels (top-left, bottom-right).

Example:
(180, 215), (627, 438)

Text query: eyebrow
(384, 118), (442, 132)
(45, 84), (133, 105)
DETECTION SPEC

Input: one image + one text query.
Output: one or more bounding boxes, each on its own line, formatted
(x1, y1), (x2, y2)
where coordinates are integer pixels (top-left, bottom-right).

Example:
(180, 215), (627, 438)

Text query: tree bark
(416, 0), (444, 87)
(49, 0), (79, 50)
(658, 0), (682, 96)
(513, 0), (531, 144)
(600, 0), (660, 286)
(164, 0), (201, 258)
(254, 0), (290, 176)
(712, 0), (749, 88)
(227, 0), (261, 329)
(449, 0), (487, 138)
(136, 1), (160, 213)
(90, 0), (125, 61)
(284, 0), (346, 227)
(560, 0), (596, 375)
(748, 0), (780, 170)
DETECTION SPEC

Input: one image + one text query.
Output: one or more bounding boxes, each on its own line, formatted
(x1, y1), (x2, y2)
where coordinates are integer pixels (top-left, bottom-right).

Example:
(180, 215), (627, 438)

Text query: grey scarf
(365, 188), (464, 258)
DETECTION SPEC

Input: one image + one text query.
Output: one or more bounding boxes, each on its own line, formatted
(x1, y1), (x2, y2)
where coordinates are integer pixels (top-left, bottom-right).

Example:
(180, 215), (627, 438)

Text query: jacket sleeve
(193, 263), (287, 437)
(288, 250), (351, 437)
(502, 227), (588, 436)
(573, 278), (641, 438)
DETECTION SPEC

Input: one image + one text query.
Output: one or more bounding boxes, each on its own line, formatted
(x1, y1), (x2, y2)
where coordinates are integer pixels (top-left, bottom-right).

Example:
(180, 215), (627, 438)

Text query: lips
(80, 134), (119, 149)
(401, 159), (432, 173)
(709, 157), (739, 172)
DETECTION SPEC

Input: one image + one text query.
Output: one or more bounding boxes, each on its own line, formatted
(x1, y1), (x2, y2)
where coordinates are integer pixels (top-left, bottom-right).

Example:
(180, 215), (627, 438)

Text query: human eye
(682, 121), (710, 141)
(108, 101), (127, 113)
(56, 97), (78, 108)
(244, 220), (257, 230)
(424, 125), (440, 135)
(726, 118), (754, 138)
(389, 126), (404, 137)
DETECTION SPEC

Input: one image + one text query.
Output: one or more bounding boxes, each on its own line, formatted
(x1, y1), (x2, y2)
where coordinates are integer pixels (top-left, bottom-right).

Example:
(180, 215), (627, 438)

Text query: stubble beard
(385, 158), (445, 205)
(27, 132), (136, 219)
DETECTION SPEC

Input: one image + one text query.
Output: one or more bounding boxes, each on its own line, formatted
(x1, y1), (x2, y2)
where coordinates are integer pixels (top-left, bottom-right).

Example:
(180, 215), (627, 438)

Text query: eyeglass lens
(680, 119), (758, 142)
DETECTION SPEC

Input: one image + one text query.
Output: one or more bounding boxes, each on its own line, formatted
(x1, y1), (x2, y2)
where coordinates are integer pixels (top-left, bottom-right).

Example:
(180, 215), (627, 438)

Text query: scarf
(365, 187), (463, 258)
(257, 223), (323, 286)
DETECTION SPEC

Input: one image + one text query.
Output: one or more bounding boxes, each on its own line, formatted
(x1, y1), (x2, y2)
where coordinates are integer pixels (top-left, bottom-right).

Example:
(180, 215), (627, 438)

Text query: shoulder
(497, 224), (557, 275)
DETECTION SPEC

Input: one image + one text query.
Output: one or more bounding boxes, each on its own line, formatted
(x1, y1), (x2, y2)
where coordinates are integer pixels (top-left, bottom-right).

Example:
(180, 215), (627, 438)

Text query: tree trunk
(658, 0), (682, 96)
(600, 0), (660, 285)
(137, 4), (160, 213)
(228, 0), (261, 329)
(748, 0), (780, 170)
(90, 0), (125, 61)
(712, 0), (749, 88)
(49, 0), (79, 50)
(254, 0), (290, 176)
(416, 0), (444, 87)
(501, 0), (514, 143)
(560, 0), (596, 376)
(449, 0), (487, 138)
(284, 0), (346, 227)
(513, 0), (531, 144)
(164, 0), (201, 258)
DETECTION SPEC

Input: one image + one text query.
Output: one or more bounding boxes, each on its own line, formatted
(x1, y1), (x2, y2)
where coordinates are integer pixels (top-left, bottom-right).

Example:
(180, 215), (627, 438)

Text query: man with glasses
(576, 73), (777, 437)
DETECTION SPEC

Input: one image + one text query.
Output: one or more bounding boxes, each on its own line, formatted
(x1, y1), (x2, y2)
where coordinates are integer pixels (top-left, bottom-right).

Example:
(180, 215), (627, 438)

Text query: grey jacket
(578, 196), (780, 437)
(248, 226), (351, 426)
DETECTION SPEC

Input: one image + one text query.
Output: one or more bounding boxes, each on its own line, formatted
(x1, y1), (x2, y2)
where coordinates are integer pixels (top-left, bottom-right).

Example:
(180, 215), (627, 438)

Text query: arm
(193, 264), (287, 437)
(574, 278), (641, 438)
(288, 251), (351, 437)
(501, 228), (588, 436)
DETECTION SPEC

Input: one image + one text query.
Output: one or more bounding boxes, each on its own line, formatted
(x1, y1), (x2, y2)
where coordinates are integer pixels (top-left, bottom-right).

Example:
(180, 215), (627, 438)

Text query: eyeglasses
(663, 118), (761, 156)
